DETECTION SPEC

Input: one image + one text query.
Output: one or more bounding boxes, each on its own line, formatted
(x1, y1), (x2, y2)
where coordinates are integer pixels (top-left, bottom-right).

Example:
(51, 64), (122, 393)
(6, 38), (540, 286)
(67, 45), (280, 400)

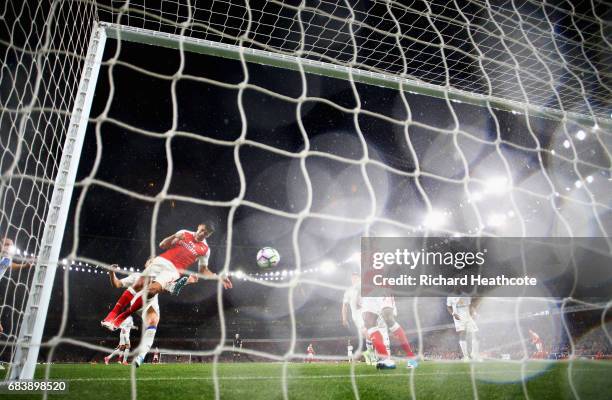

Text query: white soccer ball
(256, 247), (280, 268)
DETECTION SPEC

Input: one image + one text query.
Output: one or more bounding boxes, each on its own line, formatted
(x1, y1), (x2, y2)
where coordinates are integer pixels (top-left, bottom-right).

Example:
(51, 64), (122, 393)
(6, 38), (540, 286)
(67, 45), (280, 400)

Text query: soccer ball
(256, 247), (280, 268)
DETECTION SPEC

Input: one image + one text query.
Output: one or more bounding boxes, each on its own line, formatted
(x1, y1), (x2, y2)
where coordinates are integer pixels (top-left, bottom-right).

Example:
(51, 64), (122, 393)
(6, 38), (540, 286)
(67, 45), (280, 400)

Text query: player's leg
(112, 259), (177, 328)
(363, 310), (395, 369)
(102, 274), (144, 326)
(466, 319), (480, 361)
(105, 345), (122, 364)
(119, 330), (131, 365)
(381, 307), (417, 368)
(133, 298), (160, 367)
(360, 326), (375, 365)
(112, 281), (162, 327)
(457, 330), (469, 360)
(122, 343), (130, 365)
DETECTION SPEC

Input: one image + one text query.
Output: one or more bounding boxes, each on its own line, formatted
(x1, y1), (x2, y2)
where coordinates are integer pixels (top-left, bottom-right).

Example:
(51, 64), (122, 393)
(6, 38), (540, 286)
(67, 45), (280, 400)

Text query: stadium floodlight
(484, 176), (510, 195)
(575, 180), (583, 188)
(321, 261), (336, 274)
(563, 140), (571, 148)
(575, 130), (586, 140)
(423, 210), (447, 229)
(235, 270), (244, 279)
(487, 214), (507, 228)
(586, 176), (594, 183)
(467, 192), (483, 203)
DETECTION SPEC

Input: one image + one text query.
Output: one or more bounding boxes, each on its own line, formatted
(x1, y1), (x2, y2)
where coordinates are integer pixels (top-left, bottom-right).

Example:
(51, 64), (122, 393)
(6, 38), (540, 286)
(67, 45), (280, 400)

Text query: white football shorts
(453, 315), (478, 333)
(119, 331), (131, 346)
(360, 297), (396, 316)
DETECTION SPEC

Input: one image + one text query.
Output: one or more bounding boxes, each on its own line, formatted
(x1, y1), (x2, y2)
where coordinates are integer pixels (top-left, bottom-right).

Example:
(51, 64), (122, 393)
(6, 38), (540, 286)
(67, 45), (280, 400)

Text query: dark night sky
(47, 37), (580, 343)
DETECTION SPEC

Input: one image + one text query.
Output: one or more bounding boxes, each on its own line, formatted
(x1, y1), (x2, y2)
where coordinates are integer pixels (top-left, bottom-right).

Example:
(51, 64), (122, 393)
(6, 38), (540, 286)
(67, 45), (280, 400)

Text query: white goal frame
(8, 23), (107, 380)
(8, 18), (610, 380)
(102, 22), (610, 130)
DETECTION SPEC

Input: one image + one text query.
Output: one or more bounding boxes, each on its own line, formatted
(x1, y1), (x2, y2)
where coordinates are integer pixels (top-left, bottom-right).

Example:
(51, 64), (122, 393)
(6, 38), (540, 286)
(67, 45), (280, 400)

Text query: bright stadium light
(235, 270), (244, 279)
(467, 191), (483, 203)
(487, 213), (507, 227)
(321, 260), (336, 274)
(423, 210), (446, 229)
(586, 175), (594, 183)
(562, 140), (570, 148)
(485, 176), (510, 194)
(575, 180), (583, 188)
(575, 130), (586, 140)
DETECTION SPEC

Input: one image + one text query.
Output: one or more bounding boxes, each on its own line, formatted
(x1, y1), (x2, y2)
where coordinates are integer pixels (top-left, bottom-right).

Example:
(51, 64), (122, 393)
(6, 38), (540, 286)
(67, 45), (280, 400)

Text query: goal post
(8, 23), (107, 380)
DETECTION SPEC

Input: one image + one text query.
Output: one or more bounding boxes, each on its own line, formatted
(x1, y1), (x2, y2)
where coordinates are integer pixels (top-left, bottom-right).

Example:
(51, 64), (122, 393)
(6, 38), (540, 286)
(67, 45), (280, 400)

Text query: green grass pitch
(4, 360), (611, 399)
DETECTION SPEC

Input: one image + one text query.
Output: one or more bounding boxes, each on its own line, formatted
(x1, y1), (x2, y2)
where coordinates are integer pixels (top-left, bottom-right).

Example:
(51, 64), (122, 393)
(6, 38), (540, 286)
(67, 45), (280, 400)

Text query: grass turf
(3, 360), (611, 400)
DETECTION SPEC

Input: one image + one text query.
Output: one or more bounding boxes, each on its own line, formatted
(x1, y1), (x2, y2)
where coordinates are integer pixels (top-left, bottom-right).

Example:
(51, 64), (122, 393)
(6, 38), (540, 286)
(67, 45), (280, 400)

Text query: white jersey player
(104, 316), (136, 365)
(347, 340), (354, 362)
(446, 296), (480, 361)
(341, 274), (388, 365)
(0, 237), (32, 335)
(0, 238), (32, 280)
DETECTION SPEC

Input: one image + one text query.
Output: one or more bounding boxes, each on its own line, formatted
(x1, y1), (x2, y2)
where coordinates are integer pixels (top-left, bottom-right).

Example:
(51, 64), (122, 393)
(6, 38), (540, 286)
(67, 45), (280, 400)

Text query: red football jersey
(160, 231), (210, 270)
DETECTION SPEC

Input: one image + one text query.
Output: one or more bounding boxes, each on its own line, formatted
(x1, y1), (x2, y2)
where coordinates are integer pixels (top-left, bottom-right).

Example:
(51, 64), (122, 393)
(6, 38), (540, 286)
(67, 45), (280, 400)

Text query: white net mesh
(0, 0), (98, 366)
(1, 0), (611, 399)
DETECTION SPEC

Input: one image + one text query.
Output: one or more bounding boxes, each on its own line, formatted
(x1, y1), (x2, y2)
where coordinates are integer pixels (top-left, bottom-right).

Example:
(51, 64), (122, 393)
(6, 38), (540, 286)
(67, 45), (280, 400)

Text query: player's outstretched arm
(109, 265), (122, 288)
(11, 260), (32, 270)
(197, 263), (232, 289)
(159, 231), (184, 250)
(447, 306), (460, 320)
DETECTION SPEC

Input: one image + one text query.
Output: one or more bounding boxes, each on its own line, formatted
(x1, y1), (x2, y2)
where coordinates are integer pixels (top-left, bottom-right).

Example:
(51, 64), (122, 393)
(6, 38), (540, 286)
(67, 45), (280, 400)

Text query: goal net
(1, 0), (610, 398)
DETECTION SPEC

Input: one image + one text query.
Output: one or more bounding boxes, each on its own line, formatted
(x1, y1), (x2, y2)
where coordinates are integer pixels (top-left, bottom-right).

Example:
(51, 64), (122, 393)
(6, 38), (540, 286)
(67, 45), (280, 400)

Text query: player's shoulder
(179, 229), (195, 238)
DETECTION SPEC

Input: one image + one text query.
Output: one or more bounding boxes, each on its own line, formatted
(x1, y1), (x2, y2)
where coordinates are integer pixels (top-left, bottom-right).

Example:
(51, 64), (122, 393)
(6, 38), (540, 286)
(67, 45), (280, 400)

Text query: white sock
(471, 336), (479, 359)
(107, 348), (121, 360)
(138, 326), (157, 359)
(459, 340), (469, 358)
(123, 348), (130, 363)
(383, 330), (391, 355)
(365, 340), (373, 352)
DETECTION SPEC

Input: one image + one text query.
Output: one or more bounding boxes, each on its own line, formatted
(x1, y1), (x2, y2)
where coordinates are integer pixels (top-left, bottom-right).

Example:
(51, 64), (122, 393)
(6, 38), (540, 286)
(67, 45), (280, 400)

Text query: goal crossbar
(102, 22), (611, 130)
